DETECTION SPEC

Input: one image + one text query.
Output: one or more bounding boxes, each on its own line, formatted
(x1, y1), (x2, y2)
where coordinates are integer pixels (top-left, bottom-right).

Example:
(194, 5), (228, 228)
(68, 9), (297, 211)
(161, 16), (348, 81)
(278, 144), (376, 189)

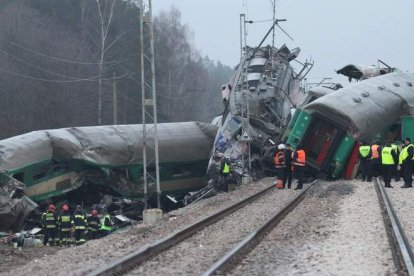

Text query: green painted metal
(330, 134), (356, 178)
(281, 108), (301, 142)
(402, 116), (414, 141)
(286, 110), (311, 149)
(1, 157), (210, 202)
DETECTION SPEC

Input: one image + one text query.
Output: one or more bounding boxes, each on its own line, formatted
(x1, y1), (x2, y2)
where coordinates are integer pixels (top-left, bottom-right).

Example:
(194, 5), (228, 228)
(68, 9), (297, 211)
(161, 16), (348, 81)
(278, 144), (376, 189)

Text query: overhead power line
(0, 35), (114, 65)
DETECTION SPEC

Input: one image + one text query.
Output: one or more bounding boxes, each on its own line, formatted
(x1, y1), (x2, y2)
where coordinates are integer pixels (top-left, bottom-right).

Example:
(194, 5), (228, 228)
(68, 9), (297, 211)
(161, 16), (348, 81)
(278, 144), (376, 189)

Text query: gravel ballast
(2, 178), (274, 276)
(386, 180), (414, 251)
(232, 180), (396, 275)
(129, 186), (300, 275)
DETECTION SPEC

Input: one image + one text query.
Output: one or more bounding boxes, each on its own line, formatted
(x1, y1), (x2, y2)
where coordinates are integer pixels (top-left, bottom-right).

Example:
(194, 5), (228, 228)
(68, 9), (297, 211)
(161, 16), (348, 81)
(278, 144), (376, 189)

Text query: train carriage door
(302, 116), (341, 169)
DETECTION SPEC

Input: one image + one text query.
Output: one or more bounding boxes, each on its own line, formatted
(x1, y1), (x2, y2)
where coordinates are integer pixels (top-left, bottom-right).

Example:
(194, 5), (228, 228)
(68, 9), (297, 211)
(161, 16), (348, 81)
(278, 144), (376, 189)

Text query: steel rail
(375, 178), (414, 276)
(203, 180), (318, 275)
(87, 183), (276, 276)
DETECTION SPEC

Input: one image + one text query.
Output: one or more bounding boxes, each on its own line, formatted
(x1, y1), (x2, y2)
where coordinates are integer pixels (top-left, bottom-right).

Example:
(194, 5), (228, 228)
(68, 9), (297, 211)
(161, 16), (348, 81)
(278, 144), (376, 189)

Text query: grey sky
(153, 0), (414, 85)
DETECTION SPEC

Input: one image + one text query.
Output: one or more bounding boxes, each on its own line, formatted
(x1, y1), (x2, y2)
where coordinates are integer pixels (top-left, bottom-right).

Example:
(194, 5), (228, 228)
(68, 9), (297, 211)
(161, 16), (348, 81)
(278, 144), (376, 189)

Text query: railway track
(87, 180), (317, 276)
(374, 177), (414, 276)
(203, 180), (316, 275)
(87, 182), (278, 275)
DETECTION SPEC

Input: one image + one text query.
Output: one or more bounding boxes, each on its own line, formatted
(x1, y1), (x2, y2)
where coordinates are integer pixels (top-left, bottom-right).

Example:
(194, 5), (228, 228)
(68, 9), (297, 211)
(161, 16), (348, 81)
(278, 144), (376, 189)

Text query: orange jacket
(293, 149), (306, 166)
(371, 144), (380, 159)
(274, 151), (286, 168)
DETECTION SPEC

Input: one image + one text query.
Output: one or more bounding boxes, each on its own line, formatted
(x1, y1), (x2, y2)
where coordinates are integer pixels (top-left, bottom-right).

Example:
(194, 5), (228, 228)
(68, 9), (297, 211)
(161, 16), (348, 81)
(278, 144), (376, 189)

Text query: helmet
(48, 204), (56, 212)
(91, 209), (98, 216)
(62, 204), (69, 211)
(278, 144), (286, 150)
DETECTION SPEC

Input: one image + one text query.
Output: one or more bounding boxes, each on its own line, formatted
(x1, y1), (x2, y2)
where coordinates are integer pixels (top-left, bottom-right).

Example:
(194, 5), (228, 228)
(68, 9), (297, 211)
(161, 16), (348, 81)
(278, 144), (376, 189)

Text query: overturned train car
(286, 69), (414, 179)
(0, 122), (217, 231)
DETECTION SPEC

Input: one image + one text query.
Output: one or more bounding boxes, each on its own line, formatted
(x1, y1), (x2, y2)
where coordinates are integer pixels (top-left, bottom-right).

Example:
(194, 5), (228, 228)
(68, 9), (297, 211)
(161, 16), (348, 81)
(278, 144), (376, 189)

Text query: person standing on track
(293, 146), (306, 190)
(274, 144), (286, 188)
(283, 143), (293, 189)
(381, 142), (398, 188)
(358, 141), (371, 181)
(399, 137), (414, 188)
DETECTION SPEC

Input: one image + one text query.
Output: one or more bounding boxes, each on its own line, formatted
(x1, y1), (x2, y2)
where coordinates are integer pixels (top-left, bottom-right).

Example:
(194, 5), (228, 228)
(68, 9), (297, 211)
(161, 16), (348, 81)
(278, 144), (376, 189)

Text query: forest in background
(0, 0), (233, 138)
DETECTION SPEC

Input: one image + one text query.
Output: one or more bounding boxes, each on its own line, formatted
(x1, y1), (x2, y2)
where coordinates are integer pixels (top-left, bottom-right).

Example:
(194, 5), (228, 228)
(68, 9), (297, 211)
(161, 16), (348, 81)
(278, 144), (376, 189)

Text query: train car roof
(0, 122), (218, 171)
(304, 70), (414, 137)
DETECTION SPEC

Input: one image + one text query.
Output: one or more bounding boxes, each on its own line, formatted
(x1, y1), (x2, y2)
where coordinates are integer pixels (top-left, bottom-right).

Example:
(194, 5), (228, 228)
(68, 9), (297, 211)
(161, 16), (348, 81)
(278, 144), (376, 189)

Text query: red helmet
(91, 209), (98, 216)
(62, 204), (69, 211)
(48, 204), (56, 212)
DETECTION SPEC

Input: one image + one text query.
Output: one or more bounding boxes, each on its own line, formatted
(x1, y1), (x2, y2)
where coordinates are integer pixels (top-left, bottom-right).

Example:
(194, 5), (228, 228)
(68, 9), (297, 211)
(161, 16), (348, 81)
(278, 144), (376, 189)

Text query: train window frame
(13, 172), (24, 182)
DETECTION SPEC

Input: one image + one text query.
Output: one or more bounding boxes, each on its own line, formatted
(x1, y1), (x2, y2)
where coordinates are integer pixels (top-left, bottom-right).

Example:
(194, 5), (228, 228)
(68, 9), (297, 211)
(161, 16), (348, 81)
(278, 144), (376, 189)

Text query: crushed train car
(204, 44), (312, 191)
(285, 65), (414, 179)
(0, 122), (217, 232)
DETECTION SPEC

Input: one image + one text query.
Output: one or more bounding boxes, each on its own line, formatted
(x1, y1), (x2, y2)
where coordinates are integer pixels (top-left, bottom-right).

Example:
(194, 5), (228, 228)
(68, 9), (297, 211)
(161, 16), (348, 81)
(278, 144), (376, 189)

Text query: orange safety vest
(274, 151), (286, 168)
(293, 150), (306, 166)
(371, 144), (379, 159)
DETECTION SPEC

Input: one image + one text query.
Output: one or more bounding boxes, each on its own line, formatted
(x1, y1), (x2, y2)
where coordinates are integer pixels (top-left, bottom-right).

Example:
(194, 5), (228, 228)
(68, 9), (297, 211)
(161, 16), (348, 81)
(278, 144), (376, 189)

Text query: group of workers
(274, 143), (306, 190)
(358, 137), (414, 188)
(41, 204), (115, 246)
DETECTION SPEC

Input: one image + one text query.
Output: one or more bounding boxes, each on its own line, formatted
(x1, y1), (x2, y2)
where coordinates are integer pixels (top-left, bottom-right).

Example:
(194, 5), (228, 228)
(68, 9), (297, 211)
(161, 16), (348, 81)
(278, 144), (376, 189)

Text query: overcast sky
(153, 0), (414, 85)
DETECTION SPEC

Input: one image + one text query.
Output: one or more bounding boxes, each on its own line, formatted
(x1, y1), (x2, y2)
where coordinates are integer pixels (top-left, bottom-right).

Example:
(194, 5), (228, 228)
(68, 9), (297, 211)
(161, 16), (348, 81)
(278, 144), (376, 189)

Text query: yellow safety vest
(399, 144), (414, 164)
(381, 146), (394, 165)
(391, 144), (398, 153)
(359, 145), (370, 158)
(100, 215), (113, 231)
(223, 163), (230, 173)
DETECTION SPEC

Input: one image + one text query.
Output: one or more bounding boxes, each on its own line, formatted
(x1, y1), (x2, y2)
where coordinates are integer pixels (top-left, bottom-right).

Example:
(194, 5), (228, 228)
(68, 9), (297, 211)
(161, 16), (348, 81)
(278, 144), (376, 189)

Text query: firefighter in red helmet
(87, 209), (101, 240)
(42, 204), (58, 245)
(58, 204), (73, 245)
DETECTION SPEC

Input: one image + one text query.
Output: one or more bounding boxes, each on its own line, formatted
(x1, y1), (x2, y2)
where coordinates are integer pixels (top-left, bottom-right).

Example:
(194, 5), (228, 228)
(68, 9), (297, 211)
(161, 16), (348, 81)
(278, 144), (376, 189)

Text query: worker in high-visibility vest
(368, 141), (381, 182)
(399, 137), (414, 188)
(358, 141), (371, 182)
(292, 146), (306, 190)
(220, 155), (231, 192)
(100, 210), (114, 237)
(274, 144), (286, 189)
(381, 142), (398, 188)
(391, 139), (401, 182)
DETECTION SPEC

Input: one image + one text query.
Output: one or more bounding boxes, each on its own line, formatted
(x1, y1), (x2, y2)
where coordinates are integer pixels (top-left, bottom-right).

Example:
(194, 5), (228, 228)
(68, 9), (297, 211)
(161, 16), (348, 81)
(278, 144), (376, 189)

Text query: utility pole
(112, 72), (117, 124)
(139, 0), (161, 209)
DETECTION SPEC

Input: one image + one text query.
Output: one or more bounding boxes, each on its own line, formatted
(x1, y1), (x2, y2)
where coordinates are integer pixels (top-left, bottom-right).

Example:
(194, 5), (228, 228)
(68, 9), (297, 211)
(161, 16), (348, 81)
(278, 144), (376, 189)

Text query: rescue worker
(87, 209), (101, 240)
(368, 141), (381, 182)
(358, 141), (371, 181)
(100, 210), (114, 237)
(58, 204), (73, 245)
(391, 139), (401, 182)
(381, 142), (398, 188)
(274, 144), (286, 188)
(73, 205), (87, 245)
(283, 143), (293, 189)
(42, 204), (58, 246)
(293, 146), (306, 190)
(220, 155), (231, 192)
(399, 137), (414, 188)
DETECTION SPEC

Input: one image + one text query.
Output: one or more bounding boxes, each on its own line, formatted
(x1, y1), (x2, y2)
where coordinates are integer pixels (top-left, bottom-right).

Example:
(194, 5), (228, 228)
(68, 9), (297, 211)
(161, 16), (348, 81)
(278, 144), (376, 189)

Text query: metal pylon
(139, 0), (160, 209)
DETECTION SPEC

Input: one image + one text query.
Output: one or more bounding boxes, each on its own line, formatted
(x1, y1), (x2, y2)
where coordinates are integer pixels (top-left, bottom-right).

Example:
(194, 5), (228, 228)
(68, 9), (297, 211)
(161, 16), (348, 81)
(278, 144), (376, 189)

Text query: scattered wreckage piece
(286, 67), (414, 179)
(0, 171), (38, 232)
(0, 122), (217, 232)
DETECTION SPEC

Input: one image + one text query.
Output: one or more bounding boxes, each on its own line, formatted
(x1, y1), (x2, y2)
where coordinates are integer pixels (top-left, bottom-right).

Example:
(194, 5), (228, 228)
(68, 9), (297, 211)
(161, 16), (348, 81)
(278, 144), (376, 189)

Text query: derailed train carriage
(285, 66), (414, 179)
(0, 122), (217, 231)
